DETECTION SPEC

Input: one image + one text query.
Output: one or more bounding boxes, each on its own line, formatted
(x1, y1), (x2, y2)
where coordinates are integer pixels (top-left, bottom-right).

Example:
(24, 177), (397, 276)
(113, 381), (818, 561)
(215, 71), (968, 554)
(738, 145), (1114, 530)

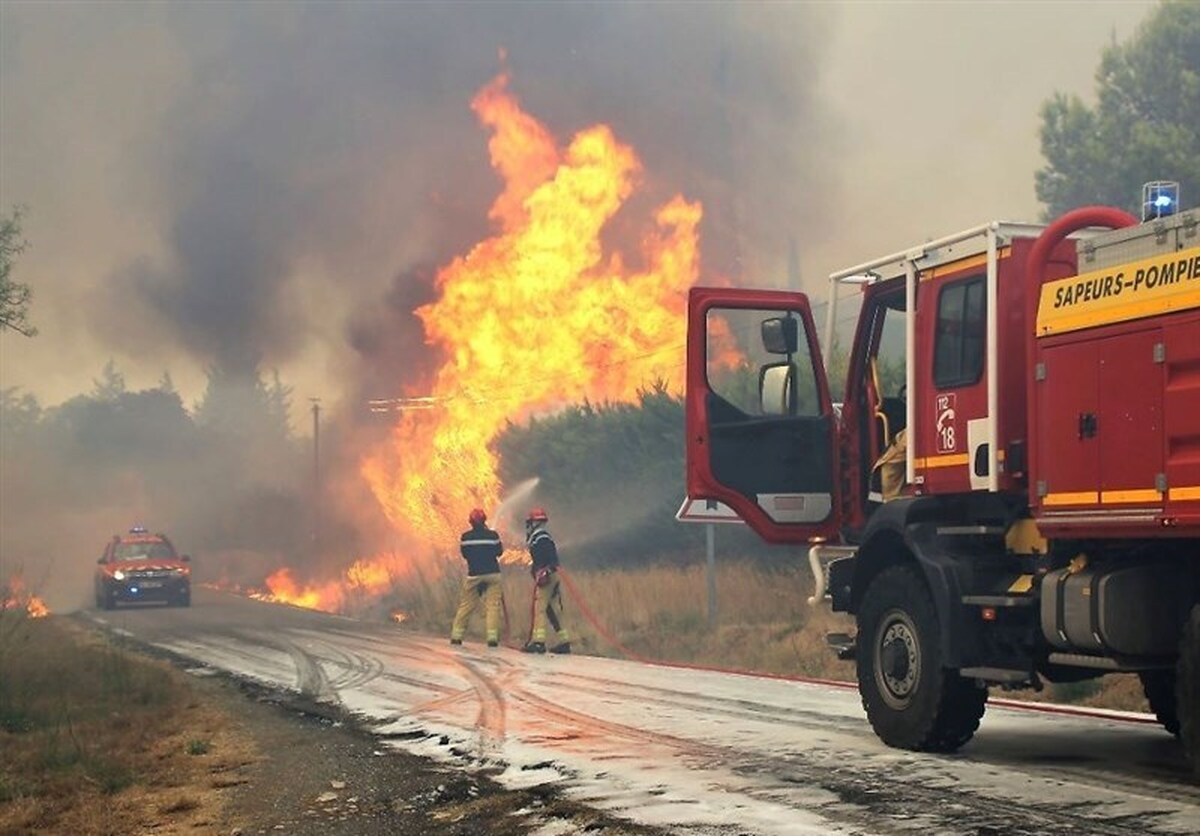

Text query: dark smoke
(344, 263), (440, 408)
(76, 2), (838, 394)
(0, 2), (1158, 610)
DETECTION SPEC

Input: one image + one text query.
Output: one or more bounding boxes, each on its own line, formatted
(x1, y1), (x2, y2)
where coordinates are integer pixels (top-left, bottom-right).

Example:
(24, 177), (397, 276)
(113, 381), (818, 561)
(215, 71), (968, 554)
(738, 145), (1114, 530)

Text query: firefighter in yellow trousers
(522, 507), (570, 654)
(450, 508), (504, 648)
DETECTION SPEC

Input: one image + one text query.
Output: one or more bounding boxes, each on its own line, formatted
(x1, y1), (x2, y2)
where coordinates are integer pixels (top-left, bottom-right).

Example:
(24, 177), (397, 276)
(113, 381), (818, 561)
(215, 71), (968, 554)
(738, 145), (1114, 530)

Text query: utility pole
(788, 236), (801, 292)
(311, 397), (321, 554)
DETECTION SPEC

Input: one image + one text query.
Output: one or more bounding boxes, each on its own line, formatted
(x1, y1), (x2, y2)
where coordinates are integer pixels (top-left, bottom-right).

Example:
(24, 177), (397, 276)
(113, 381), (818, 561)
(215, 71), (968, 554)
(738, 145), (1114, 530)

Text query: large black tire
(1178, 604), (1200, 781)
(857, 565), (988, 752)
(1139, 669), (1179, 737)
(101, 589), (116, 611)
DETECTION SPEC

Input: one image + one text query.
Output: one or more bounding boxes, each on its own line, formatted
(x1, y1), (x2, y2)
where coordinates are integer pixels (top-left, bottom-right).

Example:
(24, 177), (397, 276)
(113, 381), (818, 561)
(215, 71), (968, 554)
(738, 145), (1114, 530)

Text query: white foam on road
(147, 624), (1199, 835)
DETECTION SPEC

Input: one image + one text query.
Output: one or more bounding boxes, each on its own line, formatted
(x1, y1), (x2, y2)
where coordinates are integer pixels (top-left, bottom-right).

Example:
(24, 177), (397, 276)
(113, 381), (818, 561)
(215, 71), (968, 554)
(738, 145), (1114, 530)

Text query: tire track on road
(453, 656), (509, 759)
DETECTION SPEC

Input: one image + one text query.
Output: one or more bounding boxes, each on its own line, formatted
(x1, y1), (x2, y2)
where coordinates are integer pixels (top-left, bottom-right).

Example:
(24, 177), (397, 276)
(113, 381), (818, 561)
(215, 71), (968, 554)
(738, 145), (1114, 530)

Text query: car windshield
(112, 541), (176, 561)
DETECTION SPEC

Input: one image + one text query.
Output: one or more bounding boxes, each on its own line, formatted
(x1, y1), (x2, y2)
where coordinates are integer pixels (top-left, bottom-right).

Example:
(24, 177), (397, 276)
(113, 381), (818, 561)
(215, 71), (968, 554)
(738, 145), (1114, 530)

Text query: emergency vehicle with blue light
(685, 182), (1200, 776)
(94, 526), (192, 609)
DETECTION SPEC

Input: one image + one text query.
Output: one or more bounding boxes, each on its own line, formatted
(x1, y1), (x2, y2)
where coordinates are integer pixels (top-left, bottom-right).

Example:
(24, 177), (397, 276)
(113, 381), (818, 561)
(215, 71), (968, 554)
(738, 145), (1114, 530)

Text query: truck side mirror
(759, 362), (795, 416)
(97, 556), (106, 565)
(761, 316), (798, 355)
(181, 554), (191, 563)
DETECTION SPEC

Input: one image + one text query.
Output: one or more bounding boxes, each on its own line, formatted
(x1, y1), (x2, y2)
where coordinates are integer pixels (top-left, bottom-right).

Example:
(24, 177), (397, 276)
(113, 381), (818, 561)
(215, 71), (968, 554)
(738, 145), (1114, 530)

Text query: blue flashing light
(129, 524), (148, 534)
(130, 587), (140, 594)
(1142, 180), (1180, 222)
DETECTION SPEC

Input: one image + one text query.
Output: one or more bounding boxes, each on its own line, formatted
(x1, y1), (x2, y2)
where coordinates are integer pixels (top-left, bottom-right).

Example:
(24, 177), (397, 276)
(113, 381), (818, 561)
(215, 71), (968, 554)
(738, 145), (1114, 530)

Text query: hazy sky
(0, 0), (1157, 429)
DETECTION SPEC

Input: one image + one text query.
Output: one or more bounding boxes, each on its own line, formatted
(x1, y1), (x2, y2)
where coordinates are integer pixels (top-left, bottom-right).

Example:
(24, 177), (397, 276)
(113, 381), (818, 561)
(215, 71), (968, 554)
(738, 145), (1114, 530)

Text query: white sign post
(675, 498), (743, 628)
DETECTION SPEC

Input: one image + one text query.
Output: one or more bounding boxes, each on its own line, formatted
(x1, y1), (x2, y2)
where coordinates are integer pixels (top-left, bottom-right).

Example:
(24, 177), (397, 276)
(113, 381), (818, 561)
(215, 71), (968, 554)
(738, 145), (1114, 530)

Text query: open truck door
(686, 287), (841, 544)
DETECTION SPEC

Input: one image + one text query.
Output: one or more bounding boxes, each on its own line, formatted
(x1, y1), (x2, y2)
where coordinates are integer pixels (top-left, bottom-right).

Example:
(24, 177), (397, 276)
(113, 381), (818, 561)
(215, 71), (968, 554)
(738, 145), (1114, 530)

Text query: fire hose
(476, 570), (1160, 726)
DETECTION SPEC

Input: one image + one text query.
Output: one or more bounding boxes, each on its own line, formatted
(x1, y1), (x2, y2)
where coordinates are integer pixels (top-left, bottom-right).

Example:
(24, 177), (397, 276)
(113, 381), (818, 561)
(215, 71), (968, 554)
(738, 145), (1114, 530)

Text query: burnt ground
(186, 668), (668, 836)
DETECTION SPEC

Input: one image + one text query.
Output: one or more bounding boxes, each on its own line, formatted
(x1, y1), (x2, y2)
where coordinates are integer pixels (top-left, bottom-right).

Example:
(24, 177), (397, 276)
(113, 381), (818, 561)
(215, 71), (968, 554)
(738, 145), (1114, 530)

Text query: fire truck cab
(685, 189), (1200, 774)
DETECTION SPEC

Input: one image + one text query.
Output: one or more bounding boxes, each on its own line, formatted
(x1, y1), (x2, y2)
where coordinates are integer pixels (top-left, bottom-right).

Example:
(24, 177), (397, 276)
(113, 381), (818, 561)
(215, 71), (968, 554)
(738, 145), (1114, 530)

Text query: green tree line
(1037, 0), (1199, 217)
(493, 383), (776, 567)
(1, 363), (306, 581)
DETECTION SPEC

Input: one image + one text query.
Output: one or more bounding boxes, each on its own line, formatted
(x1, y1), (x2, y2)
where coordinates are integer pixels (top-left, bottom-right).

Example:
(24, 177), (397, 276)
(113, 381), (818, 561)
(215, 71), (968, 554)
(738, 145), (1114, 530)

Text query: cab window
(933, 275), (985, 388)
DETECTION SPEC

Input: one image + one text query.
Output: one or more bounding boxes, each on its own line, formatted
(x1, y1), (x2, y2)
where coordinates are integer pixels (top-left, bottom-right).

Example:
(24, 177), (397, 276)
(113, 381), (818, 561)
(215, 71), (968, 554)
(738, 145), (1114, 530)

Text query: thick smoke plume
(0, 2), (1156, 609)
(3, 3), (838, 399)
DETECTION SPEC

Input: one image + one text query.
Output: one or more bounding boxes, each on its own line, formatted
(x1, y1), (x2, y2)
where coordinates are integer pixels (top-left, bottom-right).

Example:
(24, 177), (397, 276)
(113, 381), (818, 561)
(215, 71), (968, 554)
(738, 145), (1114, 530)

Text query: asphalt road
(83, 588), (1200, 835)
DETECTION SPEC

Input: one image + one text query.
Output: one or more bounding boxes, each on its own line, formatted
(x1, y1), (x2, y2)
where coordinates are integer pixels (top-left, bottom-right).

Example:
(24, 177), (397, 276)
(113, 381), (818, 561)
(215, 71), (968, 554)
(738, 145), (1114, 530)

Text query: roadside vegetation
(0, 612), (251, 833)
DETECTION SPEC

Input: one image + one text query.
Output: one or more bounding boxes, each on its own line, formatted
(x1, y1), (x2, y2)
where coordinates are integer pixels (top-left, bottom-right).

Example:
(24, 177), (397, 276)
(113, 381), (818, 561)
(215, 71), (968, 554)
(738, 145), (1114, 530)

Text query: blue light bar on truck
(1142, 180), (1180, 221)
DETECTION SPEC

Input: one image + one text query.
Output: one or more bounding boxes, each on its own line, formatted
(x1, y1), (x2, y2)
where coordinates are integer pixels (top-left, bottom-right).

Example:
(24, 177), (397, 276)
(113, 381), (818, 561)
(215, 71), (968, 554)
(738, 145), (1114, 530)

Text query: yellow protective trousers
(531, 572), (569, 645)
(451, 573), (502, 643)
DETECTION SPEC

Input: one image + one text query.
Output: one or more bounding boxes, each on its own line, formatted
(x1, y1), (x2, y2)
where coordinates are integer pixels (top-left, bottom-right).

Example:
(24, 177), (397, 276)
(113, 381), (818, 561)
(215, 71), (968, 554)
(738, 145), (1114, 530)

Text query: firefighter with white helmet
(523, 507), (570, 654)
(450, 507), (504, 648)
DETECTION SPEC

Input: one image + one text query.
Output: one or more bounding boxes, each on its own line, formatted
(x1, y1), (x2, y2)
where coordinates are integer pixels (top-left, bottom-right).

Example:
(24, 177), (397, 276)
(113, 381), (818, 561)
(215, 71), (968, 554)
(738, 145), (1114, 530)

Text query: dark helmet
(468, 508), (487, 525)
(526, 507), (548, 524)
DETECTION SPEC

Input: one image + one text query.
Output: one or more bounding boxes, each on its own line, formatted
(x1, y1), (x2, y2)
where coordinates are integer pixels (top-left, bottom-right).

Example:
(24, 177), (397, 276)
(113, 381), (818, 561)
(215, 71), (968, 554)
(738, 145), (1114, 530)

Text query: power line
(366, 305), (868, 413)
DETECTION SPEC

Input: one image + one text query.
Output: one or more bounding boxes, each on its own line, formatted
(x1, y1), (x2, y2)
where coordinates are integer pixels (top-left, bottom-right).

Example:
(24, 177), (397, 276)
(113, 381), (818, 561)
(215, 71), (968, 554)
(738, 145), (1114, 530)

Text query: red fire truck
(685, 184), (1199, 774)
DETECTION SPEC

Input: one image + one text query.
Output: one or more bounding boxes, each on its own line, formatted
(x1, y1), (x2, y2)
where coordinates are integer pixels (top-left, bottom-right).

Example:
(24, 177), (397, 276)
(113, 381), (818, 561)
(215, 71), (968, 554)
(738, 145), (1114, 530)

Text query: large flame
(362, 69), (701, 549)
(250, 556), (413, 614)
(255, 68), (705, 612)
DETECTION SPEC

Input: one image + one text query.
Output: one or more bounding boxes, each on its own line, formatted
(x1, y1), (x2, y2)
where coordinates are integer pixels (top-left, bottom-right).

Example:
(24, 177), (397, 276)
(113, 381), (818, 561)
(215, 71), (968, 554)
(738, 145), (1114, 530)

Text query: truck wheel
(857, 565), (987, 752)
(1178, 604), (1200, 780)
(1138, 669), (1179, 737)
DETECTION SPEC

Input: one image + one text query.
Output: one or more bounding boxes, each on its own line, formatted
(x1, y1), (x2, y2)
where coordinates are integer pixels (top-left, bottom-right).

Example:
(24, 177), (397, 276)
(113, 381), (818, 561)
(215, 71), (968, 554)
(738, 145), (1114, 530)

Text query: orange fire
(253, 67), (706, 613)
(2, 575), (50, 619)
(362, 67), (702, 551)
(249, 555), (413, 613)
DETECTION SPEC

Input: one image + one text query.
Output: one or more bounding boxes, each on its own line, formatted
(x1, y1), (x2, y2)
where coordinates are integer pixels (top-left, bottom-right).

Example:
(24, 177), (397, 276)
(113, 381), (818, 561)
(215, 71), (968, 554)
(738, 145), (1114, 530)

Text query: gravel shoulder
(178, 662), (666, 836)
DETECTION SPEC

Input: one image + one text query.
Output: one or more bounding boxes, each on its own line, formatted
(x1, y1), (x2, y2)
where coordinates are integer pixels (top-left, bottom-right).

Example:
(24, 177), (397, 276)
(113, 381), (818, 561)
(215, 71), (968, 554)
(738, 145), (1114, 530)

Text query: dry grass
(391, 558), (1152, 712)
(393, 559), (858, 679)
(0, 613), (256, 834)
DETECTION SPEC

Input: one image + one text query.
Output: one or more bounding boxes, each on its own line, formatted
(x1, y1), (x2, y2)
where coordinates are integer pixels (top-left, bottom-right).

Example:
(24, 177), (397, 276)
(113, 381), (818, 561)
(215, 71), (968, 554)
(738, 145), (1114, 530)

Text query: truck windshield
(817, 290), (863, 404)
(113, 542), (176, 561)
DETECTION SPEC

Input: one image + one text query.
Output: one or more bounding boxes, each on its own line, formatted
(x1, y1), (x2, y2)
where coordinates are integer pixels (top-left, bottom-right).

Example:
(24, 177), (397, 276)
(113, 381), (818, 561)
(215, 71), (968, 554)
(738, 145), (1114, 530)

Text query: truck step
(826, 632), (856, 660)
(960, 666), (1033, 684)
(961, 594), (1035, 608)
(936, 525), (1005, 536)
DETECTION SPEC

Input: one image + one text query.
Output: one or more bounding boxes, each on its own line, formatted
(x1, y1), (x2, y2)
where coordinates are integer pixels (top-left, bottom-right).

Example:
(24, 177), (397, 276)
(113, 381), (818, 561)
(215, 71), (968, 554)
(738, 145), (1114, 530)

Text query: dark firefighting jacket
(459, 524), (502, 576)
(527, 528), (559, 576)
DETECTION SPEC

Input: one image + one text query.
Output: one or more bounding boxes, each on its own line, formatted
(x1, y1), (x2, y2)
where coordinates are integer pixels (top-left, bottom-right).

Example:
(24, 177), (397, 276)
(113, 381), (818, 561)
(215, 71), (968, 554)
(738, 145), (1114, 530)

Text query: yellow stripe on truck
(920, 247), (1011, 282)
(1036, 245), (1200, 337)
(1043, 491), (1099, 506)
(1100, 488), (1163, 504)
(914, 453), (970, 469)
(1043, 488), (1195, 505)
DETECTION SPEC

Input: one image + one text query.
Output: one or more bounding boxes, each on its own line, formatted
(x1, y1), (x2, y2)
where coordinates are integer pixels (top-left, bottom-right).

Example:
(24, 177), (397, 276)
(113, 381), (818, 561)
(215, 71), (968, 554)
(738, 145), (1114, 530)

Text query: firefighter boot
(550, 642), (571, 654)
(522, 642), (546, 654)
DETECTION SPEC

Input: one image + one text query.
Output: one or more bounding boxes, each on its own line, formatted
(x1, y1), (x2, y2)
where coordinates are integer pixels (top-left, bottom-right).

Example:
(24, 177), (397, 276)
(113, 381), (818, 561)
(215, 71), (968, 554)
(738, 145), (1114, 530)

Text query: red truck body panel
(686, 207), (1200, 543)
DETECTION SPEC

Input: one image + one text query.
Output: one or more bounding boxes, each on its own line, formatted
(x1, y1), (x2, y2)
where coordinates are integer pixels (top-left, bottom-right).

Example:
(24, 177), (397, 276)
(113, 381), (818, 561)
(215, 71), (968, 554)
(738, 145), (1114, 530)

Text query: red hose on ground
(475, 570), (1157, 725)
(556, 567), (653, 664)
(499, 590), (511, 643)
